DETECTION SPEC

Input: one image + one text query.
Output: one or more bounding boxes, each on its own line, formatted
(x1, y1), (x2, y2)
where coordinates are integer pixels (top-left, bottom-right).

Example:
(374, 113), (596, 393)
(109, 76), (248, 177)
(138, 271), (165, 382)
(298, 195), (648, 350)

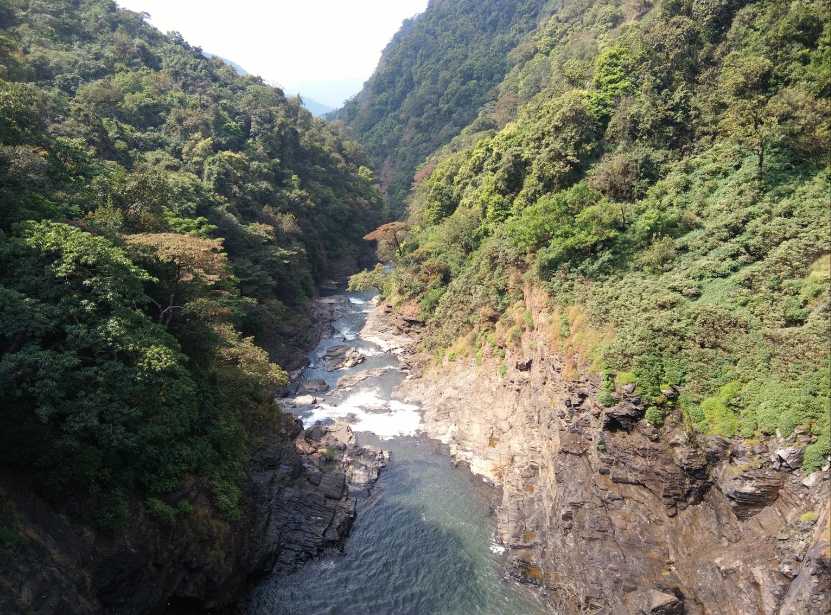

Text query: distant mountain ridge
(204, 52), (334, 117)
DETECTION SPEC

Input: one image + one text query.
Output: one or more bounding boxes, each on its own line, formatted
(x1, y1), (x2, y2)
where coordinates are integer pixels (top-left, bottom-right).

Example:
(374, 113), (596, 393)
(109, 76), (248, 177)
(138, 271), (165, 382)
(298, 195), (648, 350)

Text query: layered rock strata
(396, 298), (830, 615)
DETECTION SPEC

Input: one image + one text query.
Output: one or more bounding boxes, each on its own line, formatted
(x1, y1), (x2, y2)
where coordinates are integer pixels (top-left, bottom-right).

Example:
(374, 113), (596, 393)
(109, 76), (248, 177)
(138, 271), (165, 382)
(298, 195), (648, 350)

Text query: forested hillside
(335, 0), (553, 213)
(354, 0), (830, 469)
(0, 0), (381, 529)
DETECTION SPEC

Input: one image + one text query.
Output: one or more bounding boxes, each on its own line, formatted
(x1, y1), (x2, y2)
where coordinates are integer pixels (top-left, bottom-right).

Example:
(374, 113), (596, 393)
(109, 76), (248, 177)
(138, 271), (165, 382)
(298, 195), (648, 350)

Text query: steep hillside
(370, 0), (830, 470)
(352, 0), (831, 611)
(335, 0), (553, 213)
(0, 0), (382, 611)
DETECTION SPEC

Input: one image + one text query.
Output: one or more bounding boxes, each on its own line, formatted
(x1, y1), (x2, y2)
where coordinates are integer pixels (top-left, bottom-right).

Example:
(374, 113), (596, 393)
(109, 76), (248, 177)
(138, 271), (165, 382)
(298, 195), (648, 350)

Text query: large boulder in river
(298, 379), (330, 394)
(323, 345), (366, 371)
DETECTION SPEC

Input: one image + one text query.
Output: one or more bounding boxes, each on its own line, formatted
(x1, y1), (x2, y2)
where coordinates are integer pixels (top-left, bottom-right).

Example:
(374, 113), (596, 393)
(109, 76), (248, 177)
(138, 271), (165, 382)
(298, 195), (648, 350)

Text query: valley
(0, 0), (829, 614)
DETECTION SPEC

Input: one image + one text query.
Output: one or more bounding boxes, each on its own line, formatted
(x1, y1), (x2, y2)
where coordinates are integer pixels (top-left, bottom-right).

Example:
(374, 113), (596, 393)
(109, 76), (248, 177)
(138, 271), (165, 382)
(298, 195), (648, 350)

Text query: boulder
(701, 436), (732, 463)
(299, 379), (330, 395)
(801, 471), (823, 489)
(661, 385), (679, 400)
(719, 466), (784, 519)
(516, 358), (533, 372)
(645, 590), (684, 615)
(775, 447), (804, 471)
(323, 345), (366, 371)
(602, 401), (644, 431)
(337, 368), (389, 389)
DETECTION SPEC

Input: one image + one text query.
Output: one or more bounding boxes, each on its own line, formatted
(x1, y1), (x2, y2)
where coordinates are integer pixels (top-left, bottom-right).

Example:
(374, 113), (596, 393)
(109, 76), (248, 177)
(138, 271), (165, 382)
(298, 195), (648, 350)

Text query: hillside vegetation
(335, 0), (553, 214)
(0, 0), (381, 526)
(354, 0), (830, 469)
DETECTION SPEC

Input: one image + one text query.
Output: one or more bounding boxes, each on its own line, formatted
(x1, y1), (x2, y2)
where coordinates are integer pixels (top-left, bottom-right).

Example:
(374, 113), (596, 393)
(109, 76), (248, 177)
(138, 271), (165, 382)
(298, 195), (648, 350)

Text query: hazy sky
(115, 1), (428, 108)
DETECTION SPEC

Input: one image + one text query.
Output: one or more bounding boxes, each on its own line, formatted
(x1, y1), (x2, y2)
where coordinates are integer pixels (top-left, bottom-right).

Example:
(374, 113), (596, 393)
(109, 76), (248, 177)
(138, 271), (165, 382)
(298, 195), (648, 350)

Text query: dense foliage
(358, 0), (830, 469)
(0, 0), (381, 525)
(335, 0), (553, 214)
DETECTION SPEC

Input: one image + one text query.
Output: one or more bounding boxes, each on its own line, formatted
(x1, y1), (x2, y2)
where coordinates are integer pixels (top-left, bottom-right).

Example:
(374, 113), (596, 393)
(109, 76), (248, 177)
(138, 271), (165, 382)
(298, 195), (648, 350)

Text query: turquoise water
(247, 292), (548, 615)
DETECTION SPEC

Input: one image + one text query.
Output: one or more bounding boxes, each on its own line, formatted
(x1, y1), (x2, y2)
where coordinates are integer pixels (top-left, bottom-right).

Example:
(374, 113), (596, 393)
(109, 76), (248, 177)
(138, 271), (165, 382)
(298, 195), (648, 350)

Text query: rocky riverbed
(245, 290), (550, 615)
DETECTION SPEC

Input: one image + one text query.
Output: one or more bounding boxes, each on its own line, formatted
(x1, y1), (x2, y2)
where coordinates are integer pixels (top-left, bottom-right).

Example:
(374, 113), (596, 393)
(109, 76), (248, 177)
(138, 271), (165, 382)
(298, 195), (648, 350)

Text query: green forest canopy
(335, 0), (553, 214)
(0, 0), (382, 525)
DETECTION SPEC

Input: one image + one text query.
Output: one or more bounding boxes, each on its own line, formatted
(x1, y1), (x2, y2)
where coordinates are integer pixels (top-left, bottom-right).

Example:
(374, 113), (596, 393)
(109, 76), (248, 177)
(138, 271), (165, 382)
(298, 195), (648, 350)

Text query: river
(246, 290), (549, 615)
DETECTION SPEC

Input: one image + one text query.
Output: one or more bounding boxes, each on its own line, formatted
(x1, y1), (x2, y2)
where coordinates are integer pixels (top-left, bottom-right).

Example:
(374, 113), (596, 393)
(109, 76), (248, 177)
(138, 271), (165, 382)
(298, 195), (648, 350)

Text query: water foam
(336, 326), (358, 341)
(305, 387), (422, 439)
(489, 543), (506, 555)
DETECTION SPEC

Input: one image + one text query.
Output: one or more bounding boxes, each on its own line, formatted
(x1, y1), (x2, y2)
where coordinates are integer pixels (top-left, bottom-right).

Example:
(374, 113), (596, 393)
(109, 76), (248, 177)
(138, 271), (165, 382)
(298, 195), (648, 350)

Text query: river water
(247, 291), (549, 615)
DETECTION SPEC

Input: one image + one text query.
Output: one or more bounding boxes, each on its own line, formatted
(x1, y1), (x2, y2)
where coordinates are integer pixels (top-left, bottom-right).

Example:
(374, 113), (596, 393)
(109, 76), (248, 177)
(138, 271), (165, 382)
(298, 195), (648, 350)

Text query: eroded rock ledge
(392, 300), (829, 615)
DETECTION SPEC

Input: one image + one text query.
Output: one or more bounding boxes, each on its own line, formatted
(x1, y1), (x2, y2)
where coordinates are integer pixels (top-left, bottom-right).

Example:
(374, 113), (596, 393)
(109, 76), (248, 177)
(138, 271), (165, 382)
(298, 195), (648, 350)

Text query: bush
(803, 433), (829, 472)
(0, 526), (22, 548)
(146, 498), (178, 524)
(212, 478), (242, 521)
(697, 382), (742, 437)
(645, 406), (666, 427)
(348, 264), (389, 293)
(799, 511), (818, 523)
(616, 371), (637, 388)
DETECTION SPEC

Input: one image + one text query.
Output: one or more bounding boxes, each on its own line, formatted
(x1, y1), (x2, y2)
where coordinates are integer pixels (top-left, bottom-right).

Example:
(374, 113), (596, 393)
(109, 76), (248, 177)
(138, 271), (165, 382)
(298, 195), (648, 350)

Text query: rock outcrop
(397, 292), (830, 615)
(322, 345), (366, 371)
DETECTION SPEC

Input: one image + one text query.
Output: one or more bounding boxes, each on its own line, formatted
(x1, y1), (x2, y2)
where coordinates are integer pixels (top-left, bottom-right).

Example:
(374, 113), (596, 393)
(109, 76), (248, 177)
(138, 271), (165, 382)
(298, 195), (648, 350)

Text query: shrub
(638, 236), (676, 272)
(645, 406), (666, 427)
(0, 526), (22, 548)
(212, 478), (242, 522)
(616, 371), (637, 388)
(420, 287), (446, 317)
(803, 433), (829, 472)
(698, 382), (742, 437)
(146, 498), (178, 524)
(799, 511), (818, 523)
(348, 264), (389, 293)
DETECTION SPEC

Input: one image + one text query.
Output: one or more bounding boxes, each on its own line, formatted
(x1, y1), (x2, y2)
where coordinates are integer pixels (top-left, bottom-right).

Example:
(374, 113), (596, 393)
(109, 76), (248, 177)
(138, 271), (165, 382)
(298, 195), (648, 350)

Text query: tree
(364, 221), (410, 259)
(125, 233), (229, 325)
(721, 54), (831, 177)
(719, 54), (777, 177)
(0, 222), (198, 503)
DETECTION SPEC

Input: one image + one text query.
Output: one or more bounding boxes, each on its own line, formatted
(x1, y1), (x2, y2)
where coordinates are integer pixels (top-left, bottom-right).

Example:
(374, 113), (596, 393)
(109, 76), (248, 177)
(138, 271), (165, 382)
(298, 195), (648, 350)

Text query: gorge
(1, 0), (830, 614)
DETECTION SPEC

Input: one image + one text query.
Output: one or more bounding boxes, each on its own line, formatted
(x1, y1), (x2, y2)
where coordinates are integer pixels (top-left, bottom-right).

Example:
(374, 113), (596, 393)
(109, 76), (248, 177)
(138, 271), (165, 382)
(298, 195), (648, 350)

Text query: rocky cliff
(398, 290), (830, 615)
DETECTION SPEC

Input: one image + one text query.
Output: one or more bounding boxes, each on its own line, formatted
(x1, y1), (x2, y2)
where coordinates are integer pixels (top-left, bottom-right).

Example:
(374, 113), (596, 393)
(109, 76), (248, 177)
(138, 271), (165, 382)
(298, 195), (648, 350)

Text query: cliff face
(0, 395), (385, 615)
(399, 290), (830, 615)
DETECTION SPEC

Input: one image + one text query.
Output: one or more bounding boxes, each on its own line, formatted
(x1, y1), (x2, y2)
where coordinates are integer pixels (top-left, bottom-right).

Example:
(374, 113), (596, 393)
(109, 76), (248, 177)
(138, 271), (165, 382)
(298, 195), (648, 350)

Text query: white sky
(115, 0), (428, 108)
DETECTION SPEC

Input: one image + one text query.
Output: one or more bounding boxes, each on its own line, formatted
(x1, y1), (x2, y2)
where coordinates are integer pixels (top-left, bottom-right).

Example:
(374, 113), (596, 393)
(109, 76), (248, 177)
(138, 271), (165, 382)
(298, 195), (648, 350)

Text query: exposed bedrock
(398, 304), (830, 614)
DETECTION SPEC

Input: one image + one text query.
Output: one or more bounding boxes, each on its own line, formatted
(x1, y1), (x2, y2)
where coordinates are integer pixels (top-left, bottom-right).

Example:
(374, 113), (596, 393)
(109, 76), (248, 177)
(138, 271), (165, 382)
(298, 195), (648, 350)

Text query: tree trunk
(758, 141), (765, 179)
